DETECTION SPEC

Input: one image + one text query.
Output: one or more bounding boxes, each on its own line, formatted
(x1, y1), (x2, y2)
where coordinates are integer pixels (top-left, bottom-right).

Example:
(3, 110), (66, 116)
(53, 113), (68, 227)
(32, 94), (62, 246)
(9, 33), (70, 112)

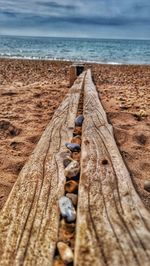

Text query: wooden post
(69, 64), (84, 87)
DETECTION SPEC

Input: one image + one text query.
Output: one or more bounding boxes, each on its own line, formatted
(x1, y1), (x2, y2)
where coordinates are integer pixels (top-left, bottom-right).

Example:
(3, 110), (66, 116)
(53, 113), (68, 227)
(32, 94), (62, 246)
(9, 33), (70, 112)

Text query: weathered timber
(69, 64), (84, 87)
(0, 72), (85, 266)
(75, 69), (150, 266)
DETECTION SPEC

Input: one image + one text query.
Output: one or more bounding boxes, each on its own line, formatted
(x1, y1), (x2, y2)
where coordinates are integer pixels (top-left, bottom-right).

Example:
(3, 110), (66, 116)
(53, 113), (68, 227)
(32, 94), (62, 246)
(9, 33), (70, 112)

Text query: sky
(0, 0), (150, 39)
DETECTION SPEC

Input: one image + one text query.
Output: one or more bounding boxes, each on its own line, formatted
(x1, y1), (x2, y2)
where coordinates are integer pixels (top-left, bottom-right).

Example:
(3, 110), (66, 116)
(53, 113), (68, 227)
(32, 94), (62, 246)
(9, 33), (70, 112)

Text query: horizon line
(0, 33), (150, 41)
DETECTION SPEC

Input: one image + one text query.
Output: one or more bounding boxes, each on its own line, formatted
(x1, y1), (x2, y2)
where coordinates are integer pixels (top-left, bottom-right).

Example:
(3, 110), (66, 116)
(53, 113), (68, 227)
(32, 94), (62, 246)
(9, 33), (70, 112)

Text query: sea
(0, 35), (150, 65)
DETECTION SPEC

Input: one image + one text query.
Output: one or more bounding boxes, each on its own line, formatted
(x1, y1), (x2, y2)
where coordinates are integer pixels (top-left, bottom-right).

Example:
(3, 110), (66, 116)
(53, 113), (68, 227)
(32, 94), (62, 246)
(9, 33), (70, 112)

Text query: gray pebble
(65, 142), (81, 152)
(75, 115), (84, 126)
(63, 156), (73, 168)
(59, 196), (76, 222)
(144, 181), (150, 192)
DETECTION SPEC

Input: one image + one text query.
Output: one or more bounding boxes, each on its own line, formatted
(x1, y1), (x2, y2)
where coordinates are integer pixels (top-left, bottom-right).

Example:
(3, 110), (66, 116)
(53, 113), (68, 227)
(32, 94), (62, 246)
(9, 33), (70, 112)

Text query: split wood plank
(75, 69), (150, 266)
(0, 71), (85, 266)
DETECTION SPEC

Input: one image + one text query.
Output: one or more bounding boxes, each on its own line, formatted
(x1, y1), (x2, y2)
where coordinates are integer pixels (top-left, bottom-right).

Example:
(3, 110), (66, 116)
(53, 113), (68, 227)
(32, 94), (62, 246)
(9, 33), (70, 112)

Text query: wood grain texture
(0, 72), (85, 266)
(75, 69), (150, 266)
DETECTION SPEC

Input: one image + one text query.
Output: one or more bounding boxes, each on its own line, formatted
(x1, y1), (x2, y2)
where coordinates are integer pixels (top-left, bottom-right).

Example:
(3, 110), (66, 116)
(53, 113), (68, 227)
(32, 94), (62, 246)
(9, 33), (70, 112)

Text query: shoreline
(0, 56), (150, 66)
(0, 58), (150, 211)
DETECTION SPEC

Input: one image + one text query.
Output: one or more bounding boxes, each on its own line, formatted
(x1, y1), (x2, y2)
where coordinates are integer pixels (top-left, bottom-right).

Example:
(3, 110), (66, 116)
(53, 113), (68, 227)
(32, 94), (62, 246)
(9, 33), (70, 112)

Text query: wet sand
(0, 59), (150, 210)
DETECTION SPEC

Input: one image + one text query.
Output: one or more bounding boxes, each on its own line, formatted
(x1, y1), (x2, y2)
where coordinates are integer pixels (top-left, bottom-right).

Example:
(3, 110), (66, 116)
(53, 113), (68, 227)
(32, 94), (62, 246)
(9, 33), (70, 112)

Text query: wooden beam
(0, 72), (85, 266)
(75, 69), (150, 266)
(69, 64), (84, 87)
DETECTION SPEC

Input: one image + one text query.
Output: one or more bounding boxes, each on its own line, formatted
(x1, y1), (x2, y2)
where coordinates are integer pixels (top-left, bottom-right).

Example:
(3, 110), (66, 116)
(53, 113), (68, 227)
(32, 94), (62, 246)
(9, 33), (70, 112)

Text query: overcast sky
(0, 0), (150, 39)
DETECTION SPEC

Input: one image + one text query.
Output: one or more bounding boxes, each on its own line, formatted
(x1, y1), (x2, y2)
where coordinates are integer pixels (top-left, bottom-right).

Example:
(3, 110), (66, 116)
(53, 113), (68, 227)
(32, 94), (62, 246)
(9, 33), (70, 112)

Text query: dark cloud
(1, 12), (149, 27)
(36, 1), (77, 10)
(0, 0), (150, 38)
(0, 10), (17, 18)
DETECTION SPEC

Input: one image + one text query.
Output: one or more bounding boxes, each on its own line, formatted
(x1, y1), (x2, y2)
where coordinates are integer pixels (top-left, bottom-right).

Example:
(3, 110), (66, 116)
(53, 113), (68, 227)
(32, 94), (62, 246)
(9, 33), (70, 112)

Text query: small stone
(60, 150), (71, 160)
(66, 193), (78, 206)
(144, 181), (150, 192)
(63, 157), (73, 168)
(59, 196), (76, 222)
(65, 142), (81, 152)
(72, 151), (81, 162)
(64, 160), (80, 178)
(60, 150), (72, 167)
(139, 109), (147, 117)
(73, 127), (82, 136)
(133, 109), (148, 121)
(71, 135), (81, 145)
(58, 228), (74, 243)
(119, 104), (130, 110)
(57, 242), (74, 264)
(119, 97), (126, 101)
(53, 257), (65, 266)
(59, 219), (75, 242)
(60, 219), (75, 234)
(65, 180), (78, 193)
(75, 115), (84, 126)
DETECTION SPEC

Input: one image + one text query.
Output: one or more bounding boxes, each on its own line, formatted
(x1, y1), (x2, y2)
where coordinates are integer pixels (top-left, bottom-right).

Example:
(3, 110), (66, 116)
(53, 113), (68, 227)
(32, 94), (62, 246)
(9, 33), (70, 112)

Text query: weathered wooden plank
(75, 69), (150, 266)
(0, 72), (85, 266)
(69, 64), (85, 87)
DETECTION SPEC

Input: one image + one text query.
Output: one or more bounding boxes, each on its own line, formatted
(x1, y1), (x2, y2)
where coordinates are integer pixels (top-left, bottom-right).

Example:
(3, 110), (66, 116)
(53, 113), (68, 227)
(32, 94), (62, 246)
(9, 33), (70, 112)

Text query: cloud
(36, 1), (77, 10)
(0, 0), (150, 38)
(0, 10), (17, 18)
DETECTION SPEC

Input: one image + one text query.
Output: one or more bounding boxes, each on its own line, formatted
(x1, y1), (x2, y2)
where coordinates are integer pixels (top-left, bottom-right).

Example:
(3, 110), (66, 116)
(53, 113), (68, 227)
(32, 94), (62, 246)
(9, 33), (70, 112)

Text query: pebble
(75, 115), (84, 126)
(65, 142), (81, 152)
(57, 242), (74, 264)
(144, 181), (150, 192)
(59, 219), (75, 242)
(63, 156), (73, 168)
(53, 257), (65, 266)
(71, 135), (81, 145)
(134, 109), (148, 121)
(60, 219), (75, 233)
(60, 150), (71, 160)
(64, 160), (80, 178)
(120, 104), (131, 110)
(59, 196), (76, 222)
(138, 109), (148, 117)
(65, 180), (78, 193)
(73, 127), (82, 136)
(119, 97), (126, 101)
(71, 151), (81, 162)
(66, 193), (78, 206)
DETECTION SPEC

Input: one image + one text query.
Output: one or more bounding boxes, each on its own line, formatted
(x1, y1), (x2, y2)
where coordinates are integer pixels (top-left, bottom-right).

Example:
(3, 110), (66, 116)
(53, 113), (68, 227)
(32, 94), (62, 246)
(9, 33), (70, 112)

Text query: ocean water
(0, 35), (150, 64)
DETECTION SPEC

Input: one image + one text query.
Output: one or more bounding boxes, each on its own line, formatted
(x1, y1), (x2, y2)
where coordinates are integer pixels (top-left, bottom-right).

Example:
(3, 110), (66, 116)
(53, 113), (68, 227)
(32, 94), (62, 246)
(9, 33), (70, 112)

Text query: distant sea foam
(0, 35), (150, 64)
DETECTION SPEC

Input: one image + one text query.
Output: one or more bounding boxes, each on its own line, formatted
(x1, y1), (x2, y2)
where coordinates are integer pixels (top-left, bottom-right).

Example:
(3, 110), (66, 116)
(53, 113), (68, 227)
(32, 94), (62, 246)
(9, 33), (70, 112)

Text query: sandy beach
(0, 58), (150, 210)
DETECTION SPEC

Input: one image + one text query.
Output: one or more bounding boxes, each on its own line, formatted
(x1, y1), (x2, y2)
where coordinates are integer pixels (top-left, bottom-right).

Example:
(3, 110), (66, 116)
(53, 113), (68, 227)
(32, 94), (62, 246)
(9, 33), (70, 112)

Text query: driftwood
(0, 72), (85, 266)
(1, 68), (150, 266)
(69, 64), (84, 87)
(75, 69), (150, 266)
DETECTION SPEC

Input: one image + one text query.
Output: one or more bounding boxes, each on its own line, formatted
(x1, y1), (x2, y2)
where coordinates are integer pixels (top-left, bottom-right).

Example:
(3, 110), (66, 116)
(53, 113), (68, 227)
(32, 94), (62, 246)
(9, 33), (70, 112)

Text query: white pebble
(59, 196), (76, 222)
(64, 160), (80, 178)
(57, 242), (74, 264)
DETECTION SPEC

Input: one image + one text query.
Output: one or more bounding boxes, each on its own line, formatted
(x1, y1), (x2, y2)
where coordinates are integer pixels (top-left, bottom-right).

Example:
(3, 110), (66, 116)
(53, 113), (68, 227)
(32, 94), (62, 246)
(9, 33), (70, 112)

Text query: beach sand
(0, 59), (150, 210)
